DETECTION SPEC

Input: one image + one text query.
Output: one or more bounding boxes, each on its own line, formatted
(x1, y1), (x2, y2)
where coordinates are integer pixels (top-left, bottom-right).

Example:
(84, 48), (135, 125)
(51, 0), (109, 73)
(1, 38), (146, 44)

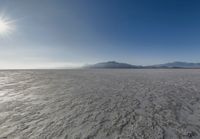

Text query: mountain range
(85, 61), (200, 69)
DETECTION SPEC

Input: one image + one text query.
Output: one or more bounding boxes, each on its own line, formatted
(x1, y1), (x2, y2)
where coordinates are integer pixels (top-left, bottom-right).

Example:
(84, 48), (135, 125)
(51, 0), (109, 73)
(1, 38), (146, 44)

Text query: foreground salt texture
(0, 69), (200, 139)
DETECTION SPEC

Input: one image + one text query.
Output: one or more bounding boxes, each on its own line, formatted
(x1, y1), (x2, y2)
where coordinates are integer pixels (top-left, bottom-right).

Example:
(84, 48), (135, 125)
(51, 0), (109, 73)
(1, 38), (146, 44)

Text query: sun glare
(0, 16), (14, 36)
(0, 20), (9, 33)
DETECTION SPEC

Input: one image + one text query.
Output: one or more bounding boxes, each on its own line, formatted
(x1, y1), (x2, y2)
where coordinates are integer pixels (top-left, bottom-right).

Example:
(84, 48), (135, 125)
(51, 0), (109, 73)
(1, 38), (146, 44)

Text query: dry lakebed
(0, 69), (200, 139)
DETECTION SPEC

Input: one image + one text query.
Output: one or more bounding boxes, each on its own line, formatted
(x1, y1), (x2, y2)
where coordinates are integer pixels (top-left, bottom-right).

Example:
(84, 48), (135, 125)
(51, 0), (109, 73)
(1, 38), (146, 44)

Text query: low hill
(85, 61), (142, 69)
(152, 61), (200, 68)
(84, 61), (200, 69)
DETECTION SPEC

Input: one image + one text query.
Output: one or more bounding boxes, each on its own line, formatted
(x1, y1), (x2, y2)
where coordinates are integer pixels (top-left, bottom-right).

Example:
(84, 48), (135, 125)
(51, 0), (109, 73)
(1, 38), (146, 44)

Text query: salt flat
(0, 69), (200, 139)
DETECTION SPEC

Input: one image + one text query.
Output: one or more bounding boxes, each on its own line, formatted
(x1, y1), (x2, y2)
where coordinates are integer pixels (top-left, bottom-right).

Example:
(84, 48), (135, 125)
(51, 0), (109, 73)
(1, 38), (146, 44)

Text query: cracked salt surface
(0, 69), (200, 139)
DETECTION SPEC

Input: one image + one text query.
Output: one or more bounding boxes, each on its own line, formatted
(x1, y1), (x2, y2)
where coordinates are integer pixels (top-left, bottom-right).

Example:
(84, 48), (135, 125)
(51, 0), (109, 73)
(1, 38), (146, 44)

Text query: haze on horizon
(1, 0), (200, 69)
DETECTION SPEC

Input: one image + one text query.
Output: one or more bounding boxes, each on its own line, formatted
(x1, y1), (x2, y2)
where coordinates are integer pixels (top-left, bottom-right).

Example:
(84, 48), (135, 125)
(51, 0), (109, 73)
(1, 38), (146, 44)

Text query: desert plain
(0, 69), (200, 139)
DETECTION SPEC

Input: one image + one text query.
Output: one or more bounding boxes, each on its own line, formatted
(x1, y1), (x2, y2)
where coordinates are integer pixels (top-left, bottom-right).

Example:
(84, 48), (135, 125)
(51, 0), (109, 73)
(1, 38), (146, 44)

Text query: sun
(0, 20), (10, 33)
(0, 16), (14, 37)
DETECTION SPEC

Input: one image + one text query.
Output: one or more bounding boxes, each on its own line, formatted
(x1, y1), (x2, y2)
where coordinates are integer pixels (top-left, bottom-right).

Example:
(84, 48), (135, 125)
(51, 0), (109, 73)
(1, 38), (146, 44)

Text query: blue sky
(1, 0), (200, 68)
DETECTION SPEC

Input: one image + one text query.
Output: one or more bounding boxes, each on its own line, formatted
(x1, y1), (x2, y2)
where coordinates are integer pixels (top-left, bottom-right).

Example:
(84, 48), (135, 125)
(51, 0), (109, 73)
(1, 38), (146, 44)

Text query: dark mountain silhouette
(151, 61), (200, 68)
(85, 61), (142, 69)
(84, 61), (200, 69)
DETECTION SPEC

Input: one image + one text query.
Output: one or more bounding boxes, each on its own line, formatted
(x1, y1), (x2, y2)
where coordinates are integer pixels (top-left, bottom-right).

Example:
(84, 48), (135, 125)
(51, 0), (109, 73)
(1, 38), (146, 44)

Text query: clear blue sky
(1, 0), (200, 68)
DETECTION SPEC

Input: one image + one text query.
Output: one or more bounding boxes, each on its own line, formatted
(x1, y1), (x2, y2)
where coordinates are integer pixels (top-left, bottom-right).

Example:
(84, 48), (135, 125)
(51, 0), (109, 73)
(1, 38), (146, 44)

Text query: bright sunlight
(0, 16), (14, 36)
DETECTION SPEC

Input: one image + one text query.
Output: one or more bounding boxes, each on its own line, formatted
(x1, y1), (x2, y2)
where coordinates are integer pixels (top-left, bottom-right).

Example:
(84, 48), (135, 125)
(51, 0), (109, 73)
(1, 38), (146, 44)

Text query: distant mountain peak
(152, 61), (200, 68)
(106, 61), (118, 63)
(84, 61), (200, 69)
(85, 61), (141, 69)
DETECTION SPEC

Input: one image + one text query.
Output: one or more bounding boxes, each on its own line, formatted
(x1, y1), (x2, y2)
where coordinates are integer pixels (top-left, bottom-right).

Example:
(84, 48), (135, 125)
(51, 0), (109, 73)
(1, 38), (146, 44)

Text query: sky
(1, 0), (200, 68)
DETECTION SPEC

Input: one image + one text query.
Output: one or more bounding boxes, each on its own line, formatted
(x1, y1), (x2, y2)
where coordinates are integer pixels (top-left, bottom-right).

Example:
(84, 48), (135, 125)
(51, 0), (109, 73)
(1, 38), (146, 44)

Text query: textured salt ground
(0, 69), (200, 139)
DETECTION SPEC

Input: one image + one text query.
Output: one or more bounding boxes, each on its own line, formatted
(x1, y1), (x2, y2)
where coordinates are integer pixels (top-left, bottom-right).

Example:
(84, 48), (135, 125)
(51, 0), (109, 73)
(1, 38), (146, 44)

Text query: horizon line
(1, 60), (200, 69)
